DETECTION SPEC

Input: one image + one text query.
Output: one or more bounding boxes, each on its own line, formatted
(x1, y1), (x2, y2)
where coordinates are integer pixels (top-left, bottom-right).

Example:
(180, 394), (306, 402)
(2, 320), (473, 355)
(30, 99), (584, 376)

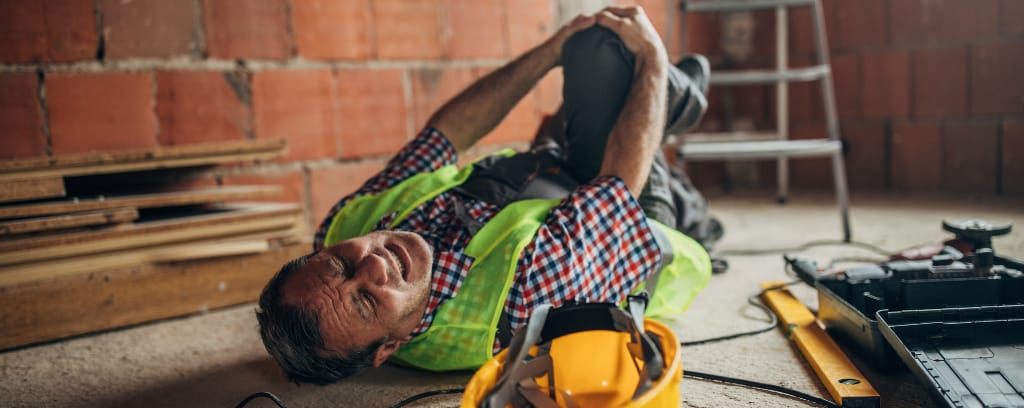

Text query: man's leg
(560, 26), (635, 183)
(461, 26), (719, 248)
(560, 26), (703, 229)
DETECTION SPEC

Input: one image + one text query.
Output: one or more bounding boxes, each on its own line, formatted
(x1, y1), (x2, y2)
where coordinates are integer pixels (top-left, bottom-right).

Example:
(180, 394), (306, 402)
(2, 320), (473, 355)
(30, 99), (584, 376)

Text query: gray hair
(256, 253), (384, 384)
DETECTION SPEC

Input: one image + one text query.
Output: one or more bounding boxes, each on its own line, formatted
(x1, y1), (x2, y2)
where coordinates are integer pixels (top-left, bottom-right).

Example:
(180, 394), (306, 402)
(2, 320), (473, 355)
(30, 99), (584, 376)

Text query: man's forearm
(426, 45), (557, 153)
(598, 61), (668, 196)
(427, 15), (596, 153)
(589, 6), (671, 196)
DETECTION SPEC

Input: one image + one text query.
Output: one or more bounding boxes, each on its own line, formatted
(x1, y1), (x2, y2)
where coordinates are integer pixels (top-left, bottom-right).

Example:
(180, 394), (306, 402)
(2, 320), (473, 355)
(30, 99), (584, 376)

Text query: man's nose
(358, 253), (389, 287)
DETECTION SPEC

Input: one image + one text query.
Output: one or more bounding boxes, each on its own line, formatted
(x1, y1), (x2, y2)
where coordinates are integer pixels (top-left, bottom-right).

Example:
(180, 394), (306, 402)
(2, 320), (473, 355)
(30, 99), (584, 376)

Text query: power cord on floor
(237, 246), (870, 408)
(827, 255), (887, 269)
(233, 388), (467, 408)
(684, 370), (839, 408)
(235, 391), (288, 408)
(383, 372), (841, 408)
(381, 280), (827, 407)
(679, 276), (845, 407)
(388, 388), (465, 408)
(235, 367), (840, 408)
(680, 279), (799, 346)
(234, 280), (838, 408)
(714, 239), (894, 258)
(684, 239), (889, 346)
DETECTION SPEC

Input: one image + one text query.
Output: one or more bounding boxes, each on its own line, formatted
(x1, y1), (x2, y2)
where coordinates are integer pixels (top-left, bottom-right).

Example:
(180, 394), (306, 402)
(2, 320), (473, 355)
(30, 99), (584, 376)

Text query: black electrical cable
(240, 282), (830, 408)
(388, 387), (465, 408)
(235, 391), (289, 408)
(684, 257), (858, 347)
(678, 265), (850, 407)
(680, 279), (800, 346)
(240, 249), (860, 408)
(714, 239), (894, 257)
(827, 255), (887, 269)
(684, 370), (840, 408)
(680, 293), (776, 346)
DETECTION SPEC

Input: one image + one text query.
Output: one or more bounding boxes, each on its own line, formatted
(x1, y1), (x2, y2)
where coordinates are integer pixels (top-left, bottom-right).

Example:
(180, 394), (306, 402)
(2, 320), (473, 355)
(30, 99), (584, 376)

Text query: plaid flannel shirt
(314, 129), (661, 349)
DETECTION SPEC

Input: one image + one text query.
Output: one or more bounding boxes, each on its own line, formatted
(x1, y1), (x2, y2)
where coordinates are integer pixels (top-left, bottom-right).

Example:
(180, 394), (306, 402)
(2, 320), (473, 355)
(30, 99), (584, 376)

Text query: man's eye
(362, 291), (375, 314)
(330, 257), (353, 278)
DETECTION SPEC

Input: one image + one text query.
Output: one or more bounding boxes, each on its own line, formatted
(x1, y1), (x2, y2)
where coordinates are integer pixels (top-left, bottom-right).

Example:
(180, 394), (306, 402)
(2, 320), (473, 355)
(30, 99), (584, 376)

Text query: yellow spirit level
(760, 282), (880, 408)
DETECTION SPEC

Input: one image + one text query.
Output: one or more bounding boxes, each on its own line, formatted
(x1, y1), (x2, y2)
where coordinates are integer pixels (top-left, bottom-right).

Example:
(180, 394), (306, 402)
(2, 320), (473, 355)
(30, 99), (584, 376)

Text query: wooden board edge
(0, 207), (139, 236)
(0, 202), (299, 252)
(0, 212), (302, 267)
(0, 149), (285, 182)
(0, 139), (286, 172)
(0, 177), (66, 203)
(0, 242), (307, 351)
(0, 223), (304, 286)
(0, 185), (285, 219)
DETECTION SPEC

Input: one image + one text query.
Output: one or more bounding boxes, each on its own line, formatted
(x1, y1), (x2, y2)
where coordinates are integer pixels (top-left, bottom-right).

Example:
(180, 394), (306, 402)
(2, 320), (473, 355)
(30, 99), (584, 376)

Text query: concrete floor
(1, 191), (1022, 408)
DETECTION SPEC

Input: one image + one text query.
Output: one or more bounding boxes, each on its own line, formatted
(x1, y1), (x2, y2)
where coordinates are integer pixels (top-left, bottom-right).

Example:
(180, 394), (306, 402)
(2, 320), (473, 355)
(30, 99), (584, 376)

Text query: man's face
(281, 230), (433, 364)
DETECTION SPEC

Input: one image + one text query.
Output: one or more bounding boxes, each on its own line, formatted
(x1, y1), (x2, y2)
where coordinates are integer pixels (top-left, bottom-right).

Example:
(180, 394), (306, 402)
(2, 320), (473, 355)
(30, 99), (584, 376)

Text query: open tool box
(789, 220), (1024, 408)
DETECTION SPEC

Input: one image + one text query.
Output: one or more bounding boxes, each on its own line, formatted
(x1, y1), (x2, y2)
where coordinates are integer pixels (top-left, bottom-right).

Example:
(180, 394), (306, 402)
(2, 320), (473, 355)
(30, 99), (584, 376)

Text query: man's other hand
(595, 6), (668, 73)
(539, 14), (597, 68)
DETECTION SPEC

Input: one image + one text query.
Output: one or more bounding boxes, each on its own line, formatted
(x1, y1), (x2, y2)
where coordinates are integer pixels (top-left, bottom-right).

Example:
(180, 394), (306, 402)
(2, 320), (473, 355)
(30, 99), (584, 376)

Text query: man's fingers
(595, 10), (629, 33)
(567, 14), (597, 31)
(593, 6), (666, 65)
(601, 5), (641, 18)
(600, 6), (654, 31)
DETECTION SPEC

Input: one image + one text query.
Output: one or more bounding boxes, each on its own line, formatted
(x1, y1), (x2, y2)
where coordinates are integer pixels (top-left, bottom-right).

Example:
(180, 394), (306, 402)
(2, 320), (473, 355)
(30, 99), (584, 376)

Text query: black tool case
(877, 305), (1024, 408)
(816, 267), (1024, 372)
(816, 280), (902, 370)
(794, 220), (1024, 407)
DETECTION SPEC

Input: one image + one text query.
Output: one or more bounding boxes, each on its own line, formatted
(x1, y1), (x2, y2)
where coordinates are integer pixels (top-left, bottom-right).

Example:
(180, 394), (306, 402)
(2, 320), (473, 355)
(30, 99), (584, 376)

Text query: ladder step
(686, 131), (779, 144)
(681, 139), (842, 160)
(684, 0), (816, 12)
(710, 65), (830, 85)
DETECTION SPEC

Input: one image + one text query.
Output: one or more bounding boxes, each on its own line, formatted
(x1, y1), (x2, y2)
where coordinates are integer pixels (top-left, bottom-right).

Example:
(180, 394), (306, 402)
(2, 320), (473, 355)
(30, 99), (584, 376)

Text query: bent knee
(561, 26), (635, 78)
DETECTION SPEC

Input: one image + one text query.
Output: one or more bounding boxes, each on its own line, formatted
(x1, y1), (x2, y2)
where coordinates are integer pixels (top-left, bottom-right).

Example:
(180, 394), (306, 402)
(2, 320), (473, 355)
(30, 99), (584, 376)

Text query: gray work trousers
(456, 26), (710, 239)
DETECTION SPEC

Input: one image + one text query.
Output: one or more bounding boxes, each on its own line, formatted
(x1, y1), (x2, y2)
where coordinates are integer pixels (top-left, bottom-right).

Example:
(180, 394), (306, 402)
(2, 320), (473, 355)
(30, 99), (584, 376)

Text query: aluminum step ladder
(675, 0), (851, 241)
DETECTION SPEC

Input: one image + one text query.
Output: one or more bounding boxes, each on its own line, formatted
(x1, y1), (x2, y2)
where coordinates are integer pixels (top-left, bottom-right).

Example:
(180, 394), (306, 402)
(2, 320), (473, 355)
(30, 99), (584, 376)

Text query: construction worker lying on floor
(256, 6), (718, 384)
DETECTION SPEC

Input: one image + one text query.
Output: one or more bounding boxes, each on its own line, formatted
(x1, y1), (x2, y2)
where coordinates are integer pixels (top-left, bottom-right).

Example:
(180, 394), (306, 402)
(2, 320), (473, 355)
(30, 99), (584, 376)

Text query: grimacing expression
(281, 230), (433, 366)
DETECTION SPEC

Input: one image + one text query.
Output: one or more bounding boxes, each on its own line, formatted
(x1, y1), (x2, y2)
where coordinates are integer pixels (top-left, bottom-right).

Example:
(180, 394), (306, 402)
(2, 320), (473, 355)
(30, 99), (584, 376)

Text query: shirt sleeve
(505, 176), (663, 329)
(313, 128), (458, 250)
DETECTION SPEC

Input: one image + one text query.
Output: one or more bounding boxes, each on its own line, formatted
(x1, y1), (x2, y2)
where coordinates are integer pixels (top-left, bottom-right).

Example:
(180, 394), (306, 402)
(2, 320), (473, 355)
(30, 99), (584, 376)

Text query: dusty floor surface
(1, 191), (1022, 408)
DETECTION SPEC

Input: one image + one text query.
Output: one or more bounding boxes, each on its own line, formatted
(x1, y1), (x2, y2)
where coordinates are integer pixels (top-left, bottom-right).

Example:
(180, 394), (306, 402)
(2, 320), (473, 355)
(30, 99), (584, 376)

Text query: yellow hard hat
(462, 295), (682, 407)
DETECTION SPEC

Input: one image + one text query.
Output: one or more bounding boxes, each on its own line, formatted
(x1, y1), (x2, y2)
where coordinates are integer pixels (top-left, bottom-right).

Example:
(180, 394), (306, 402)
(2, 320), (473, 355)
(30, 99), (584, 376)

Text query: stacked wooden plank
(0, 140), (308, 350)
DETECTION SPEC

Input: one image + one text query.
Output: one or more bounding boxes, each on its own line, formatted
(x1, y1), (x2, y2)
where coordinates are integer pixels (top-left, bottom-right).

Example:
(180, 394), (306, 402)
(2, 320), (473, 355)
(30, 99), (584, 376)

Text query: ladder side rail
(776, 5), (790, 203)
(810, 0), (852, 241)
(812, 0), (840, 143)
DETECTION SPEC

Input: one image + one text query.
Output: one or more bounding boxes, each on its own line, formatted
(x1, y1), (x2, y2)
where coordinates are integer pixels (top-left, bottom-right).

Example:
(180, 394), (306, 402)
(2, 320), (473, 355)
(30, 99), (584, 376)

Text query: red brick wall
(1, 1), (1020, 236)
(681, 0), (1024, 195)
(0, 0), (565, 231)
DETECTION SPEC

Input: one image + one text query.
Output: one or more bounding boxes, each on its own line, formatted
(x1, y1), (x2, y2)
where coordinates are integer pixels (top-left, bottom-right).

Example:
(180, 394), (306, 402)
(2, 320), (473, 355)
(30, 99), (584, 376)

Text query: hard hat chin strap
(481, 295), (666, 408)
(482, 304), (553, 408)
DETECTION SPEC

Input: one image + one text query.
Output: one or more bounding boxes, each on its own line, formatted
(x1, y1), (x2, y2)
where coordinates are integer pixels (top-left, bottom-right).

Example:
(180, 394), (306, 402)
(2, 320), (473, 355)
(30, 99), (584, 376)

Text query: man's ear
(372, 338), (407, 367)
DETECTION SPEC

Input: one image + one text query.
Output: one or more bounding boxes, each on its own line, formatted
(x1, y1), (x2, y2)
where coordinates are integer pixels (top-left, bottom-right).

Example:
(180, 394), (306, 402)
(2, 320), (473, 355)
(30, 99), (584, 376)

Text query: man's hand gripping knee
(593, 6), (671, 196)
(595, 6), (669, 75)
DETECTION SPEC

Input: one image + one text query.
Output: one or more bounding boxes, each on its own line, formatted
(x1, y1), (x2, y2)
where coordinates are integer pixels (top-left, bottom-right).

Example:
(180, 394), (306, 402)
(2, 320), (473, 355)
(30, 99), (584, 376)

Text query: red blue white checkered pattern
(313, 128), (662, 349)
(506, 176), (661, 330)
(313, 128), (458, 250)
